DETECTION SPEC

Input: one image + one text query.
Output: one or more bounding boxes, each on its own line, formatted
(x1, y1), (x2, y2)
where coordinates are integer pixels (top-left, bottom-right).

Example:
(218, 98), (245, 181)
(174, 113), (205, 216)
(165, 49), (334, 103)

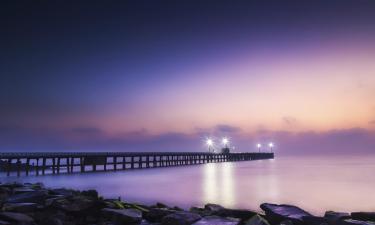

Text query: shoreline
(1, 183), (375, 225)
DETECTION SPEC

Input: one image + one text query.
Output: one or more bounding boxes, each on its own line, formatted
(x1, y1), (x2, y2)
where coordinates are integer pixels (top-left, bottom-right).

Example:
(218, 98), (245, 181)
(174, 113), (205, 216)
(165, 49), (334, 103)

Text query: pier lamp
(268, 142), (274, 152)
(257, 143), (262, 152)
(206, 139), (213, 152)
(222, 138), (229, 148)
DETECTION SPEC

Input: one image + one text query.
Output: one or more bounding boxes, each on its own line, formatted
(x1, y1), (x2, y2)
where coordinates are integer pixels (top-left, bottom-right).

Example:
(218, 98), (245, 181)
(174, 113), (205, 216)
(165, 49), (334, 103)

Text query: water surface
(2, 156), (375, 215)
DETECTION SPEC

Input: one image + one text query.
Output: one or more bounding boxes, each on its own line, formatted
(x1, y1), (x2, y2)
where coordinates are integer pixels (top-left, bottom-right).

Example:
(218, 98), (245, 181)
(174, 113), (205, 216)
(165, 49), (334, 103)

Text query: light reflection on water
(2, 156), (375, 214)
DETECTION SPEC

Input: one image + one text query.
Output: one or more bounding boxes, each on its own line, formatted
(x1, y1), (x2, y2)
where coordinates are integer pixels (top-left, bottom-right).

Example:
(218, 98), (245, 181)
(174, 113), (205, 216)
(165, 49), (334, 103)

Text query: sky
(1, 0), (375, 155)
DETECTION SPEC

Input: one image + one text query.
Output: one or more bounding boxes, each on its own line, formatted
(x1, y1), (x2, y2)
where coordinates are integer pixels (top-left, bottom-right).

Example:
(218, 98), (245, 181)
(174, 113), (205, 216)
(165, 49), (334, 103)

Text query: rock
(0, 220), (10, 225)
(190, 207), (212, 217)
(260, 203), (312, 225)
(81, 190), (99, 199)
(12, 187), (36, 194)
(144, 208), (176, 223)
(351, 213), (375, 222)
(193, 215), (240, 225)
(49, 188), (76, 197)
(280, 220), (294, 225)
(156, 202), (169, 209)
(6, 190), (48, 204)
(0, 212), (34, 225)
(0, 187), (10, 202)
(302, 216), (329, 225)
(324, 211), (351, 224)
(102, 208), (142, 225)
(162, 211), (202, 225)
(203, 204), (256, 220)
(51, 195), (97, 212)
(340, 219), (375, 225)
(244, 215), (270, 225)
(2, 202), (39, 213)
(204, 204), (225, 213)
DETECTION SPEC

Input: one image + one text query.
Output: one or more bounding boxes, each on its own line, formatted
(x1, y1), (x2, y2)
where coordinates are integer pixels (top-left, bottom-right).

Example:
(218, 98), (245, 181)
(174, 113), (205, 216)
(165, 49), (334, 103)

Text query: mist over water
(2, 155), (375, 214)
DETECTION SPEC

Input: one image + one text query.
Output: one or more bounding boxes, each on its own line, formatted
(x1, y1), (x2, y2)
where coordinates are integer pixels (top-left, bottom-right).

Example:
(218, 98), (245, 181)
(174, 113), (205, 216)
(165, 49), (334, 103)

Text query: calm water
(2, 156), (375, 215)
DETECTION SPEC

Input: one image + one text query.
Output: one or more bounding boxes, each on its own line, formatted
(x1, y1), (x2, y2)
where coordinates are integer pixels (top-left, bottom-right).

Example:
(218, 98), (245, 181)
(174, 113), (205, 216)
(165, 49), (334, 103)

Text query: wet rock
(0, 220), (10, 225)
(81, 190), (99, 199)
(144, 208), (176, 223)
(244, 215), (270, 225)
(302, 216), (329, 225)
(102, 208), (142, 225)
(0, 187), (11, 202)
(0, 212), (34, 225)
(193, 215), (240, 225)
(40, 217), (64, 225)
(13, 187), (35, 194)
(340, 219), (375, 225)
(324, 211), (351, 224)
(51, 195), (97, 212)
(190, 207), (212, 217)
(204, 204), (225, 213)
(6, 190), (48, 204)
(260, 203), (312, 225)
(2, 202), (39, 213)
(49, 188), (76, 197)
(351, 213), (375, 222)
(162, 211), (202, 225)
(156, 202), (169, 209)
(280, 220), (294, 225)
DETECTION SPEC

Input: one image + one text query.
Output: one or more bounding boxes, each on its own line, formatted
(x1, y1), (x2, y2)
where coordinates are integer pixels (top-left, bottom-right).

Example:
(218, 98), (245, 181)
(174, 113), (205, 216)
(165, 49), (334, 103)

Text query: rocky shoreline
(0, 183), (374, 225)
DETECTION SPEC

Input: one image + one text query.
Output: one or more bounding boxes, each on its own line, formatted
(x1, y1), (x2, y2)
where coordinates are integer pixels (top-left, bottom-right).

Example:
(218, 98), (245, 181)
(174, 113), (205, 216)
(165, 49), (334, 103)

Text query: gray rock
(0, 212), (34, 225)
(49, 188), (76, 197)
(190, 207), (212, 217)
(144, 208), (176, 222)
(260, 203), (312, 225)
(6, 190), (48, 204)
(204, 204), (225, 213)
(340, 219), (375, 225)
(102, 208), (142, 225)
(324, 211), (351, 224)
(244, 215), (270, 225)
(193, 215), (239, 225)
(162, 211), (202, 225)
(351, 213), (375, 222)
(2, 202), (39, 213)
(280, 220), (294, 225)
(203, 204), (256, 220)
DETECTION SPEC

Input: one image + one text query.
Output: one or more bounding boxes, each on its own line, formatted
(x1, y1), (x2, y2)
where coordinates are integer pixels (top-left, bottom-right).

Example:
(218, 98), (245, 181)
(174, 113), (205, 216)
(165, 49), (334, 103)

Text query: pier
(0, 152), (274, 177)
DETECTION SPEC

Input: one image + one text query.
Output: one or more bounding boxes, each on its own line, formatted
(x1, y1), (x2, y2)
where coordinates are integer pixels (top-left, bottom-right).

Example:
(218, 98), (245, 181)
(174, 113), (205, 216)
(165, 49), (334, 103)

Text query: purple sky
(1, 1), (375, 155)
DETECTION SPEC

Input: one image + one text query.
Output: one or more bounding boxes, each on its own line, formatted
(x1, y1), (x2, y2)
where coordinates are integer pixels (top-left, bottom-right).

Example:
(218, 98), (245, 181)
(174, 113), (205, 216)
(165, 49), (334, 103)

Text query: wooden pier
(0, 152), (274, 177)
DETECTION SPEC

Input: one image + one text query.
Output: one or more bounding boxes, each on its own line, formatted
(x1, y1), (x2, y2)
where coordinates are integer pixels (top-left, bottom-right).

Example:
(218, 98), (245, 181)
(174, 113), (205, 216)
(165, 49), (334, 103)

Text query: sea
(1, 155), (375, 215)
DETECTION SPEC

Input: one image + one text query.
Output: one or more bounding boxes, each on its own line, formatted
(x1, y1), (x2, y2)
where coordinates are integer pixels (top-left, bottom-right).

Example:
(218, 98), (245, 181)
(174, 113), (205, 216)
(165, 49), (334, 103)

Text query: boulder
(324, 211), (351, 224)
(193, 215), (240, 225)
(351, 213), (375, 222)
(340, 219), (375, 225)
(6, 190), (48, 204)
(102, 208), (142, 225)
(244, 215), (270, 225)
(0, 187), (10, 202)
(260, 203), (312, 225)
(81, 190), (99, 199)
(203, 204), (257, 220)
(280, 220), (294, 225)
(144, 208), (176, 222)
(204, 204), (225, 213)
(2, 202), (39, 213)
(302, 216), (329, 225)
(162, 211), (202, 225)
(51, 195), (97, 212)
(49, 188), (76, 197)
(0, 212), (34, 225)
(190, 207), (213, 217)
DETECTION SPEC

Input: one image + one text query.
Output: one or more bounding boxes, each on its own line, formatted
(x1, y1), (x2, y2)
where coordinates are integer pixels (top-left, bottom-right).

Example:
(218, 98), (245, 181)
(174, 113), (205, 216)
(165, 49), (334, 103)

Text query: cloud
(71, 127), (103, 134)
(282, 116), (298, 126)
(369, 120), (375, 125)
(214, 124), (241, 133)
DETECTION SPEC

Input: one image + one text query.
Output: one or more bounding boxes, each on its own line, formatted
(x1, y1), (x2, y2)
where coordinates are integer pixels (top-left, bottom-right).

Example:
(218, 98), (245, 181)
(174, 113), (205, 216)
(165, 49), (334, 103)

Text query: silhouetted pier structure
(0, 152), (274, 177)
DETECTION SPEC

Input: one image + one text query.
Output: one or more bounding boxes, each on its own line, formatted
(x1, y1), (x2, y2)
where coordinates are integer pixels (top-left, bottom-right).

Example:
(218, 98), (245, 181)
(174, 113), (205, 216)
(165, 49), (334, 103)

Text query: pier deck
(0, 152), (274, 177)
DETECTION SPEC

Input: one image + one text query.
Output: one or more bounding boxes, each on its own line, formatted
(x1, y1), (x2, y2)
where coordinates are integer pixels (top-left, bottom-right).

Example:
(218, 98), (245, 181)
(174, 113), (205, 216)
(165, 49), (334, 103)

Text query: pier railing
(0, 152), (274, 177)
